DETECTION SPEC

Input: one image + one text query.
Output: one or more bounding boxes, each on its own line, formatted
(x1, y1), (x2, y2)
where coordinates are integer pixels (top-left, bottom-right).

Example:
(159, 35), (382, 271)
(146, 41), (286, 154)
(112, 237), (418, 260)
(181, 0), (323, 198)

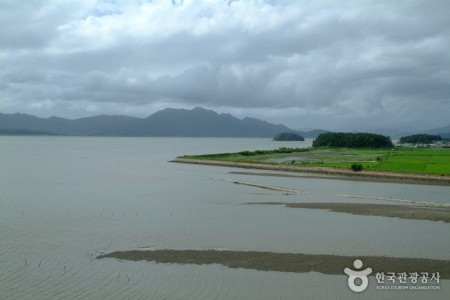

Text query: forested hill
(313, 132), (393, 148)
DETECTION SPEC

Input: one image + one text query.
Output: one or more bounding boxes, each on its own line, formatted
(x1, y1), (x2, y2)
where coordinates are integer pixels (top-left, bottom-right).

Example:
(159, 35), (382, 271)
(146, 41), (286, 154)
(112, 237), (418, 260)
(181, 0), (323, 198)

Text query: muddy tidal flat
(98, 249), (450, 279)
(247, 202), (450, 223)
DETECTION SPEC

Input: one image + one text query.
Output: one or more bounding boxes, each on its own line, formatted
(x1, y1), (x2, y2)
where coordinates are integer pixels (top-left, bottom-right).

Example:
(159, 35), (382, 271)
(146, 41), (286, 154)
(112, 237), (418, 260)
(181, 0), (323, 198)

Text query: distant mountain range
(428, 125), (450, 139)
(0, 107), (325, 138)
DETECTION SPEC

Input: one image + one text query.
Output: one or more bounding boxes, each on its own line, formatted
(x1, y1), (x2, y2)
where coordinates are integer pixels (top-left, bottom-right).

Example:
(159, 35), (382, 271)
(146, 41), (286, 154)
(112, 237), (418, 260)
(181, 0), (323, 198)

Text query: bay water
(1, 136), (449, 299)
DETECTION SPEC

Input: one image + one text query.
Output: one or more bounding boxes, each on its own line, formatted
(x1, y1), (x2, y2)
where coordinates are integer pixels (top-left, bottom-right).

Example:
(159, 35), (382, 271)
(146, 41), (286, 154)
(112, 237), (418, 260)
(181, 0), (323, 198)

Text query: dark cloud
(1, 0), (449, 131)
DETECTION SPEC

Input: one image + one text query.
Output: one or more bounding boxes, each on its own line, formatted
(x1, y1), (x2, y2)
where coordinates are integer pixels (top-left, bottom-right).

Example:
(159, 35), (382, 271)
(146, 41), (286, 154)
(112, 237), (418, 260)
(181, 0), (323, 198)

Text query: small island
(273, 132), (305, 141)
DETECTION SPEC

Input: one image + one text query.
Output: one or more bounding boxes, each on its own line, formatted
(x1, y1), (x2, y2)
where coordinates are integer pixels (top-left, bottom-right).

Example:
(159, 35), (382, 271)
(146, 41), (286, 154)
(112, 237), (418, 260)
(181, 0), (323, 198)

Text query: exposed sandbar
(248, 202), (450, 223)
(171, 158), (450, 186)
(98, 249), (450, 279)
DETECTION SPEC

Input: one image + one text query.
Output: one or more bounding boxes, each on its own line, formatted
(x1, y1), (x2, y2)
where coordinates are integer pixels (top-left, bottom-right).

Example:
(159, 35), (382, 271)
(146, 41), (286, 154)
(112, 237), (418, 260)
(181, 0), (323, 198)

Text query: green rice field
(182, 147), (450, 175)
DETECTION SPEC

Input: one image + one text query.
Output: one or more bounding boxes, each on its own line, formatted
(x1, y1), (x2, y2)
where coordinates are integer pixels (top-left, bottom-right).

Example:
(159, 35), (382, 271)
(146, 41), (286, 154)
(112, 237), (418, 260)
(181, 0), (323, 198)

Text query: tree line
(313, 132), (393, 148)
(399, 134), (442, 144)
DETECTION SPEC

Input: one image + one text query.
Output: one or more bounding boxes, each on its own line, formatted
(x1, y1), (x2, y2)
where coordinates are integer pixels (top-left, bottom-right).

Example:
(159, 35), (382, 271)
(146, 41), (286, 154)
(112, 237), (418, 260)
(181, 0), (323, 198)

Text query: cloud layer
(1, 0), (450, 131)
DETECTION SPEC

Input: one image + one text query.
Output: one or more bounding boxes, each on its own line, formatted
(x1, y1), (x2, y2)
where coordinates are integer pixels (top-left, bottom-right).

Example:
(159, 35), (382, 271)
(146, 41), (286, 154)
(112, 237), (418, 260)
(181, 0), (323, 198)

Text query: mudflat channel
(98, 203), (450, 277)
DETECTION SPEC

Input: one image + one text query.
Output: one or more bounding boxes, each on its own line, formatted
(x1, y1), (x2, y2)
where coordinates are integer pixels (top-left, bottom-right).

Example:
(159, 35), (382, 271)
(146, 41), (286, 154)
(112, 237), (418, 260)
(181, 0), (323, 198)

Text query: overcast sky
(1, 0), (449, 131)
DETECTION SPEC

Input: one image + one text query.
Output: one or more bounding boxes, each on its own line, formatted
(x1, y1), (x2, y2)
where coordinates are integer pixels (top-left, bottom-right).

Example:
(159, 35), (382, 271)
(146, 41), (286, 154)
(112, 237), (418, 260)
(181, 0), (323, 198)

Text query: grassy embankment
(179, 147), (450, 176)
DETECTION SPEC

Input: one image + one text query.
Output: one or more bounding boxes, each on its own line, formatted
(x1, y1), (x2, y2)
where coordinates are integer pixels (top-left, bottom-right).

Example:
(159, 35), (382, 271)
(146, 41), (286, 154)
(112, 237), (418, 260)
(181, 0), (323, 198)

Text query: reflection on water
(1, 136), (450, 299)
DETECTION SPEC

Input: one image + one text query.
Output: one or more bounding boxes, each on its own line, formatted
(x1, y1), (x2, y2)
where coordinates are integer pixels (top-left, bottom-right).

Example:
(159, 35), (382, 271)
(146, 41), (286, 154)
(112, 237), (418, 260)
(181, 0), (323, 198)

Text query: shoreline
(171, 158), (450, 186)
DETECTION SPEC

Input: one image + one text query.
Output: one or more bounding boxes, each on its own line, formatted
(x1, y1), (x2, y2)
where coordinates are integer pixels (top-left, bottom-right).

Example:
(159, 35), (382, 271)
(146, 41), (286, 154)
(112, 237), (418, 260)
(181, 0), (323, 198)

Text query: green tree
(313, 132), (393, 148)
(399, 134), (442, 144)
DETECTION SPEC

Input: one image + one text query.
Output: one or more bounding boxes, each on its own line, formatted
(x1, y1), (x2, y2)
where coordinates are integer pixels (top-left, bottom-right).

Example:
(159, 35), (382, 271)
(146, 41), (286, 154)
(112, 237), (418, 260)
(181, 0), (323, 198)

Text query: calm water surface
(1, 137), (449, 299)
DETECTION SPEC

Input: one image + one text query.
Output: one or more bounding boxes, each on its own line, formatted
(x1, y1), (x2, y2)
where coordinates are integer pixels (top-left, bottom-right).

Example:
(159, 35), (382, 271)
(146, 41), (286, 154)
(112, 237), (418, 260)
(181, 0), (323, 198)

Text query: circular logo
(344, 259), (373, 293)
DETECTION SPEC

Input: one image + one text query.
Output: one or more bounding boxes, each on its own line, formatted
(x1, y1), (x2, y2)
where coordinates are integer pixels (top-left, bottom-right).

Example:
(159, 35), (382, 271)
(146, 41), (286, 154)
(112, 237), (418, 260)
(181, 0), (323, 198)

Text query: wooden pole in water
(219, 178), (301, 193)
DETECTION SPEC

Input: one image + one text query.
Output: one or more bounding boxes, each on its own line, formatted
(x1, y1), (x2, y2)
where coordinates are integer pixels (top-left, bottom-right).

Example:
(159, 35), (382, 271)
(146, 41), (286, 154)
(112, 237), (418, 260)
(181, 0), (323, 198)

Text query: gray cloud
(1, 0), (450, 131)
